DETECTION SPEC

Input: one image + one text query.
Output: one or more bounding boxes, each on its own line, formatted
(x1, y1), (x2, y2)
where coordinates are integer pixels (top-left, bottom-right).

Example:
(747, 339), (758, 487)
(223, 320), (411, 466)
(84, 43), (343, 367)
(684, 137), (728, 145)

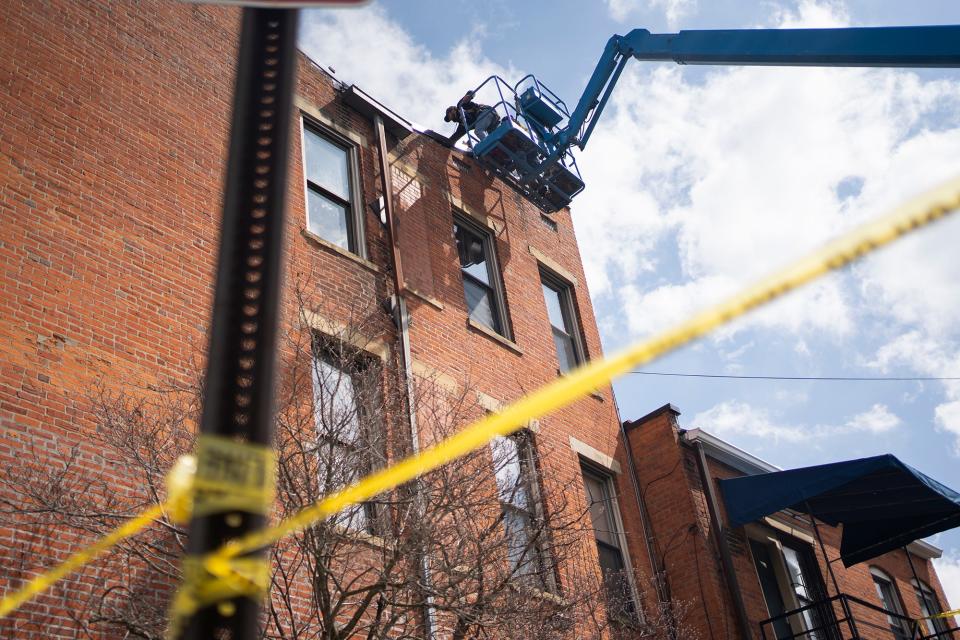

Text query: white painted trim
(908, 539), (943, 560)
(762, 516), (814, 545)
(683, 428), (780, 475)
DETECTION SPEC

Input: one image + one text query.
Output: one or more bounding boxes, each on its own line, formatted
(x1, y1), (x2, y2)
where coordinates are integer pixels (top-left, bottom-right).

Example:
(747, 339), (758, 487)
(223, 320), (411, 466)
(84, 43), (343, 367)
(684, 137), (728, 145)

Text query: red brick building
(0, 2), (651, 637)
(623, 404), (957, 640)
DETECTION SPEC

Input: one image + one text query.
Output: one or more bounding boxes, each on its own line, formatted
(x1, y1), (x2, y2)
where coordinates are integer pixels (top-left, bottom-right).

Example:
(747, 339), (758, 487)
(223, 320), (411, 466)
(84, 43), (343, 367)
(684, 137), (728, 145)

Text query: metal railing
(759, 593), (957, 640)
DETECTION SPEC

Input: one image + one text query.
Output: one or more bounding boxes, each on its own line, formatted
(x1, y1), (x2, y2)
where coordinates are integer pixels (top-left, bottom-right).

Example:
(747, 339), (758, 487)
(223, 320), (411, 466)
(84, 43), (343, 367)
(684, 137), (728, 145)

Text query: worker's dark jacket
(448, 99), (501, 143)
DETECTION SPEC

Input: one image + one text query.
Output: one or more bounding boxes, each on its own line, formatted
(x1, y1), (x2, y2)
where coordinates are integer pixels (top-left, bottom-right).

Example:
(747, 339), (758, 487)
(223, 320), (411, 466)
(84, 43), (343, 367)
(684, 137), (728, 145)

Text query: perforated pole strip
(173, 7), (299, 640)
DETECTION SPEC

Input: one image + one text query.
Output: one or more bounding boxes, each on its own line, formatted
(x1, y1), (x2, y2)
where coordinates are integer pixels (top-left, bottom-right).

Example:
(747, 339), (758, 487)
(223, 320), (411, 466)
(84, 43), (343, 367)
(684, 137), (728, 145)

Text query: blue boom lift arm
(465, 25), (960, 213)
(564, 25), (960, 153)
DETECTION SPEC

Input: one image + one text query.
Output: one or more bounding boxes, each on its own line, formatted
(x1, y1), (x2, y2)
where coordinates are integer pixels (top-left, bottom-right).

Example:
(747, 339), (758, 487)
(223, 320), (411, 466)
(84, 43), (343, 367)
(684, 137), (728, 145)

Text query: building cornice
(681, 428), (780, 476)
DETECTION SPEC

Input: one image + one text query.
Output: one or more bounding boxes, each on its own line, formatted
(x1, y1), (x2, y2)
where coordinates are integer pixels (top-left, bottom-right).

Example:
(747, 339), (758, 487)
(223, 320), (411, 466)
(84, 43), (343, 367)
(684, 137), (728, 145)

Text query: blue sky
(298, 0), (960, 599)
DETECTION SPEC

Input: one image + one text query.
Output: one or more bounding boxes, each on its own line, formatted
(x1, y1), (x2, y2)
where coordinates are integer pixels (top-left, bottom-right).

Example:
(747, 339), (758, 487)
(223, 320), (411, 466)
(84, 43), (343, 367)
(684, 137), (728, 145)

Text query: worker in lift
(444, 90), (501, 145)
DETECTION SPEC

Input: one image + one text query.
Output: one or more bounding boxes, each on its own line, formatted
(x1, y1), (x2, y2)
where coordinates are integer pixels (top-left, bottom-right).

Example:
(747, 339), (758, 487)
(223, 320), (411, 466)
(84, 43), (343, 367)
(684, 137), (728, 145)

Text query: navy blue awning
(719, 454), (960, 567)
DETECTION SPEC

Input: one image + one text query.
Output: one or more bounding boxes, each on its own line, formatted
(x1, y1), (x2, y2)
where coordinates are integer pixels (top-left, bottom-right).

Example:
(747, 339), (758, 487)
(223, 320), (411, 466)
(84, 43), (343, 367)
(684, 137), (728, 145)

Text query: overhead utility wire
(631, 371), (960, 381)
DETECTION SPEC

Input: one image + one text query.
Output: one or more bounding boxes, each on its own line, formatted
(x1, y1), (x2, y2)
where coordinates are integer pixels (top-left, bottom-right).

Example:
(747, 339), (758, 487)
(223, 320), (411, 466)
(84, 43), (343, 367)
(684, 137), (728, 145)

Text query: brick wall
(1, 1), (647, 637)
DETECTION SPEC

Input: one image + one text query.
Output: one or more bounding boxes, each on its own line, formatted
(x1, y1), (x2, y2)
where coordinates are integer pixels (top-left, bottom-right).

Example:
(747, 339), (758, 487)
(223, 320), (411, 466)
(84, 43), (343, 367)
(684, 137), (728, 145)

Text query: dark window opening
(454, 216), (509, 337)
(582, 466), (636, 621)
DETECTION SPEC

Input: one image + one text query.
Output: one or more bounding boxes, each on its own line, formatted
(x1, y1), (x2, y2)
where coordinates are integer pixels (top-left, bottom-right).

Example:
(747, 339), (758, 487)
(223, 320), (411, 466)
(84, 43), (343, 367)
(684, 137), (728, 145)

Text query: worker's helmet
(444, 106), (458, 122)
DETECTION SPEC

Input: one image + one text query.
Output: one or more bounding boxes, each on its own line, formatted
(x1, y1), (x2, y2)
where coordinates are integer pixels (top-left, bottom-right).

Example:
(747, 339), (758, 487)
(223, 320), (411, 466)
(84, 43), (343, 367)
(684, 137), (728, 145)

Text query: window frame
(580, 462), (641, 622)
(311, 338), (383, 535)
(913, 578), (951, 638)
(539, 268), (587, 373)
(490, 431), (555, 592)
(452, 213), (512, 340)
(299, 116), (366, 257)
(745, 524), (834, 640)
(870, 566), (912, 640)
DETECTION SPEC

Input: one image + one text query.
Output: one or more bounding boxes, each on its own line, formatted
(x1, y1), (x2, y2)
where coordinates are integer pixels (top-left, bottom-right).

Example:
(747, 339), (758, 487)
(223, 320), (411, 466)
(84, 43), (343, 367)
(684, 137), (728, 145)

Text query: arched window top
(870, 566), (895, 583)
(911, 577), (934, 593)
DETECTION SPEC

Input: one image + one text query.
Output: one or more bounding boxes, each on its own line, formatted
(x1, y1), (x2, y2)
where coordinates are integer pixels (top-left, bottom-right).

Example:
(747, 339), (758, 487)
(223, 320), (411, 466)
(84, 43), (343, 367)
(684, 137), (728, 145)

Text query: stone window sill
(467, 318), (523, 355)
(301, 228), (379, 273)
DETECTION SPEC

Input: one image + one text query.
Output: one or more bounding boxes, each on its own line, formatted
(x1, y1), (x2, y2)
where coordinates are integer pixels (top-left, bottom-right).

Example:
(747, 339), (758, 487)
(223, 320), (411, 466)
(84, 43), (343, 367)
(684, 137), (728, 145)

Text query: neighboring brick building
(0, 2), (653, 638)
(623, 404), (957, 640)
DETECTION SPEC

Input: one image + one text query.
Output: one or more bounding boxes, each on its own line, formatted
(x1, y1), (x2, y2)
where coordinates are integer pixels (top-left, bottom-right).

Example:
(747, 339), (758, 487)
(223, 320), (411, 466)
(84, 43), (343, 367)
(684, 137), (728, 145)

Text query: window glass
(312, 349), (376, 533)
(491, 436), (528, 510)
(553, 329), (577, 373)
(456, 223), (491, 285)
(872, 570), (911, 640)
(304, 127), (350, 199)
(307, 189), (351, 251)
(582, 467), (636, 618)
(303, 124), (358, 253)
(463, 277), (498, 332)
(583, 472), (617, 547)
(542, 283), (566, 329)
(454, 218), (507, 335)
(541, 273), (582, 372)
(503, 508), (536, 577)
(491, 435), (546, 586)
(916, 581), (950, 637)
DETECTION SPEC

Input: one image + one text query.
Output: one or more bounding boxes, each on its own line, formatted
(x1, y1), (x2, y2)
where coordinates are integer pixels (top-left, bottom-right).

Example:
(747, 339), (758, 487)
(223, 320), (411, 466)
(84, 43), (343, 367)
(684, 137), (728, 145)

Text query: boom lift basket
(459, 76), (585, 213)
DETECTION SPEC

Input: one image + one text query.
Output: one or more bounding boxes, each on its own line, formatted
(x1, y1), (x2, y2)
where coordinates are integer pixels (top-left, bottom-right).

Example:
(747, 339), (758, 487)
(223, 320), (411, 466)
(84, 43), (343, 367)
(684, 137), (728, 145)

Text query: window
(312, 342), (380, 533)
(581, 466), (636, 620)
(871, 567), (911, 640)
(914, 579), (951, 638)
(540, 270), (585, 373)
(302, 122), (360, 253)
(491, 433), (550, 589)
(453, 215), (509, 337)
(748, 529), (834, 640)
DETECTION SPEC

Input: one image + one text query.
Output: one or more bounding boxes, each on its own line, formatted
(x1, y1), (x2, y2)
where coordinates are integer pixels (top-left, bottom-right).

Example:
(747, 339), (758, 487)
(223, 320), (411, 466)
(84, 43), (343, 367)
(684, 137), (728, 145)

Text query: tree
(0, 289), (695, 639)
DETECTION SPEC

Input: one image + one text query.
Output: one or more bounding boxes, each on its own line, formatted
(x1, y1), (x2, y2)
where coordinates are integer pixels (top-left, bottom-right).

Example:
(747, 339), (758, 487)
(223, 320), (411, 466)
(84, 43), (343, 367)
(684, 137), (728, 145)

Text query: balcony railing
(759, 593), (958, 640)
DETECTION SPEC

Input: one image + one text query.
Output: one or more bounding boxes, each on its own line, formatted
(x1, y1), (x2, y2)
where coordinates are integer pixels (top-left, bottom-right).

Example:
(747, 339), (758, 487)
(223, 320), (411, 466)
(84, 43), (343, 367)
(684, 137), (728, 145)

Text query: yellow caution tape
(925, 607), (960, 621)
(2, 175), (960, 624)
(164, 435), (276, 636)
(190, 435), (276, 518)
(165, 555), (270, 640)
(201, 176), (960, 569)
(0, 503), (167, 618)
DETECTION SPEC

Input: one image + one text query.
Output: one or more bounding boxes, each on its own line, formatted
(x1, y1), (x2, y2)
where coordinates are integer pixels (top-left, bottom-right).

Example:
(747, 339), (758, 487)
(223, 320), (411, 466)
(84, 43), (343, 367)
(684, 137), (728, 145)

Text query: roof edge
(907, 539), (943, 560)
(341, 84), (414, 140)
(624, 403), (681, 431)
(683, 428), (780, 476)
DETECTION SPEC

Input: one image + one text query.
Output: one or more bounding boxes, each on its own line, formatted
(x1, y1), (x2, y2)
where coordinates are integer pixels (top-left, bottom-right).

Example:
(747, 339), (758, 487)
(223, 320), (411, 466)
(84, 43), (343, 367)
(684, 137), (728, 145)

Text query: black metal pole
(179, 8), (299, 639)
(804, 500), (853, 639)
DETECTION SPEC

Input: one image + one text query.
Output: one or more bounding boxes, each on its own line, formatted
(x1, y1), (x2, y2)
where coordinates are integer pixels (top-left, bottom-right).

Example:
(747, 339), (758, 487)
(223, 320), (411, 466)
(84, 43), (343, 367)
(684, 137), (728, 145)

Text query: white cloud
(935, 401), (960, 455)
(868, 332), (960, 453)
(605, 0), (697, 26)
(572, 1), (960, 349)
(299, 6), (515, 132)
(692, 400), (809, 442)
(692, 400), (901, 443)
(844, 403), (900, 434)
(934, 552), (960, 617)
(769, 0), (850, 29)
